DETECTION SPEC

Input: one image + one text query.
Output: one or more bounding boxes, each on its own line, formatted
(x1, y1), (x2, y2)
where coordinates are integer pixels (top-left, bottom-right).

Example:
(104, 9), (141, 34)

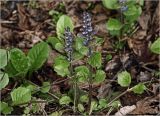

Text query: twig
(108, 88), (132, 106)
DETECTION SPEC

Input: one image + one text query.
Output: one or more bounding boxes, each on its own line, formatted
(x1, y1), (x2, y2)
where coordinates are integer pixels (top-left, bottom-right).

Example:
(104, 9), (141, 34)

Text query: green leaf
(75, 66), (89, 83)
(94, 70), (106, 83)
(0, 49), (8, 69)
(106, 18), (123, 31)
(73, 51), (84, 60)
(11, 87), (31, 105)
(47, 36), (61, 47)
(117, 71), (131, 87)
(28, 42), (50, 72)
(55, 43), (64, 52)
(78, 104), (85, 113)
(0, 72), (9, 90)
(132, 83), (146, 94)
(137, 0), (144, 6)
(106, 18), (123, 36)
(75, 38), (88, 56)
(94, 36), (104, 46)
(98, 99), (108, 109)
(106, 54), (112, 61)
(89, 101), (98, 115)
(10, 48), (29, 73)
(88, 52), (102, 68)
(110, 100), (121, 108)
(53, 56), (70, 77)
(102, 0), (119, 9)
(50, 111), (63, 116)
(80, 95), (89, 103)
(47, 37), (64, 52)
(0, 102), (13, 115)
(59, 96), (71, 105)
(150, 37), (160, 54)
(26, 84), (37, 93)
(5, 61), (21, 77)
(41, 82), (51, 93)
(56, 15), (74, 39)
(123, 5), (142, 22)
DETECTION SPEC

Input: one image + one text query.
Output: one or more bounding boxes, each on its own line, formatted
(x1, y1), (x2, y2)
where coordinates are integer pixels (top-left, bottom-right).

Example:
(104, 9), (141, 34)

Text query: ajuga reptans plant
(53, 12), (106, 115)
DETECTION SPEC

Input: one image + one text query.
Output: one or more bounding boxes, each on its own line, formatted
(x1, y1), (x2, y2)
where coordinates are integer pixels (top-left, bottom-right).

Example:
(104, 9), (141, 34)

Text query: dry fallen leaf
(115, 105), (136, 116)
(130, 95), (160, 114)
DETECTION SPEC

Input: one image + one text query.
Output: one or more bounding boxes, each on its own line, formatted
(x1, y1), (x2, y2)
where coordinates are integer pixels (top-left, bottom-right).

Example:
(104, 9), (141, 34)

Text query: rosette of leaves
(104, 0), (144, 37)
(4, 42), (50, 78)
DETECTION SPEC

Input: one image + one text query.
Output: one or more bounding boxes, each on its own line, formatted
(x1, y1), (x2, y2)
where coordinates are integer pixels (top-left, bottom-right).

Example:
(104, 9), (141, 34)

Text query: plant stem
(88, 64), (92, 111)
(70, 62), (78, 113)
(119, 10), (124, 41)
(27, 80), (59, 100)
(74, 77), (78, 113)
(87, 47), (93, 113)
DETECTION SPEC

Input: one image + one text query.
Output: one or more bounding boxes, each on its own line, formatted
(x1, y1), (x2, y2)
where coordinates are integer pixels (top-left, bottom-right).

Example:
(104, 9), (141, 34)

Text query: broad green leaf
(75, 38), (84, 50)
(75, 66), (89, 82)
(73, 51), (84, 60)
(59, 96), (71, 105)
(11, 87), (31, 105)
(10, 48), (29, 73)
(94, 70), (106, 83)
(106, 18), (122, 31)
(53, 56), (70, 77)
(41, 82), (51, 93)
(150, 37), (160, 54)
(132, 83), (146, 94)
(98, 99), (108, 109)
(88, 52), (102, 68)
(5, 61), (21, 77)
(55, 43), (64, 52)
(106, 18), (123, 36)
(47, 37), (64, 52)
(28, 42), (50, 72)
(50, 111), (63, 116)
(80, 95), (89, 103)
(0, 102), (13, 115)
(0, 72), (9, 90)
(123, 5), (142, 22)
(75, 38), (88, 56)
(78, 104), (85, 113)
(56, 15), (74, 39)
(117, 71), (131, 87)
(47, 36), (61, 48)
(0, 49), (8, 69)
(102, 0), (119, 9)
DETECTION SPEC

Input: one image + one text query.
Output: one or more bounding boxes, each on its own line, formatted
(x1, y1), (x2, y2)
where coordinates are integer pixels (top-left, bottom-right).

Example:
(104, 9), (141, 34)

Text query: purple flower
(64, 27), (73, 61)
(81, 12), (94, 46)
(121, 6), (128, 12)
(118, 0), (127, 4)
